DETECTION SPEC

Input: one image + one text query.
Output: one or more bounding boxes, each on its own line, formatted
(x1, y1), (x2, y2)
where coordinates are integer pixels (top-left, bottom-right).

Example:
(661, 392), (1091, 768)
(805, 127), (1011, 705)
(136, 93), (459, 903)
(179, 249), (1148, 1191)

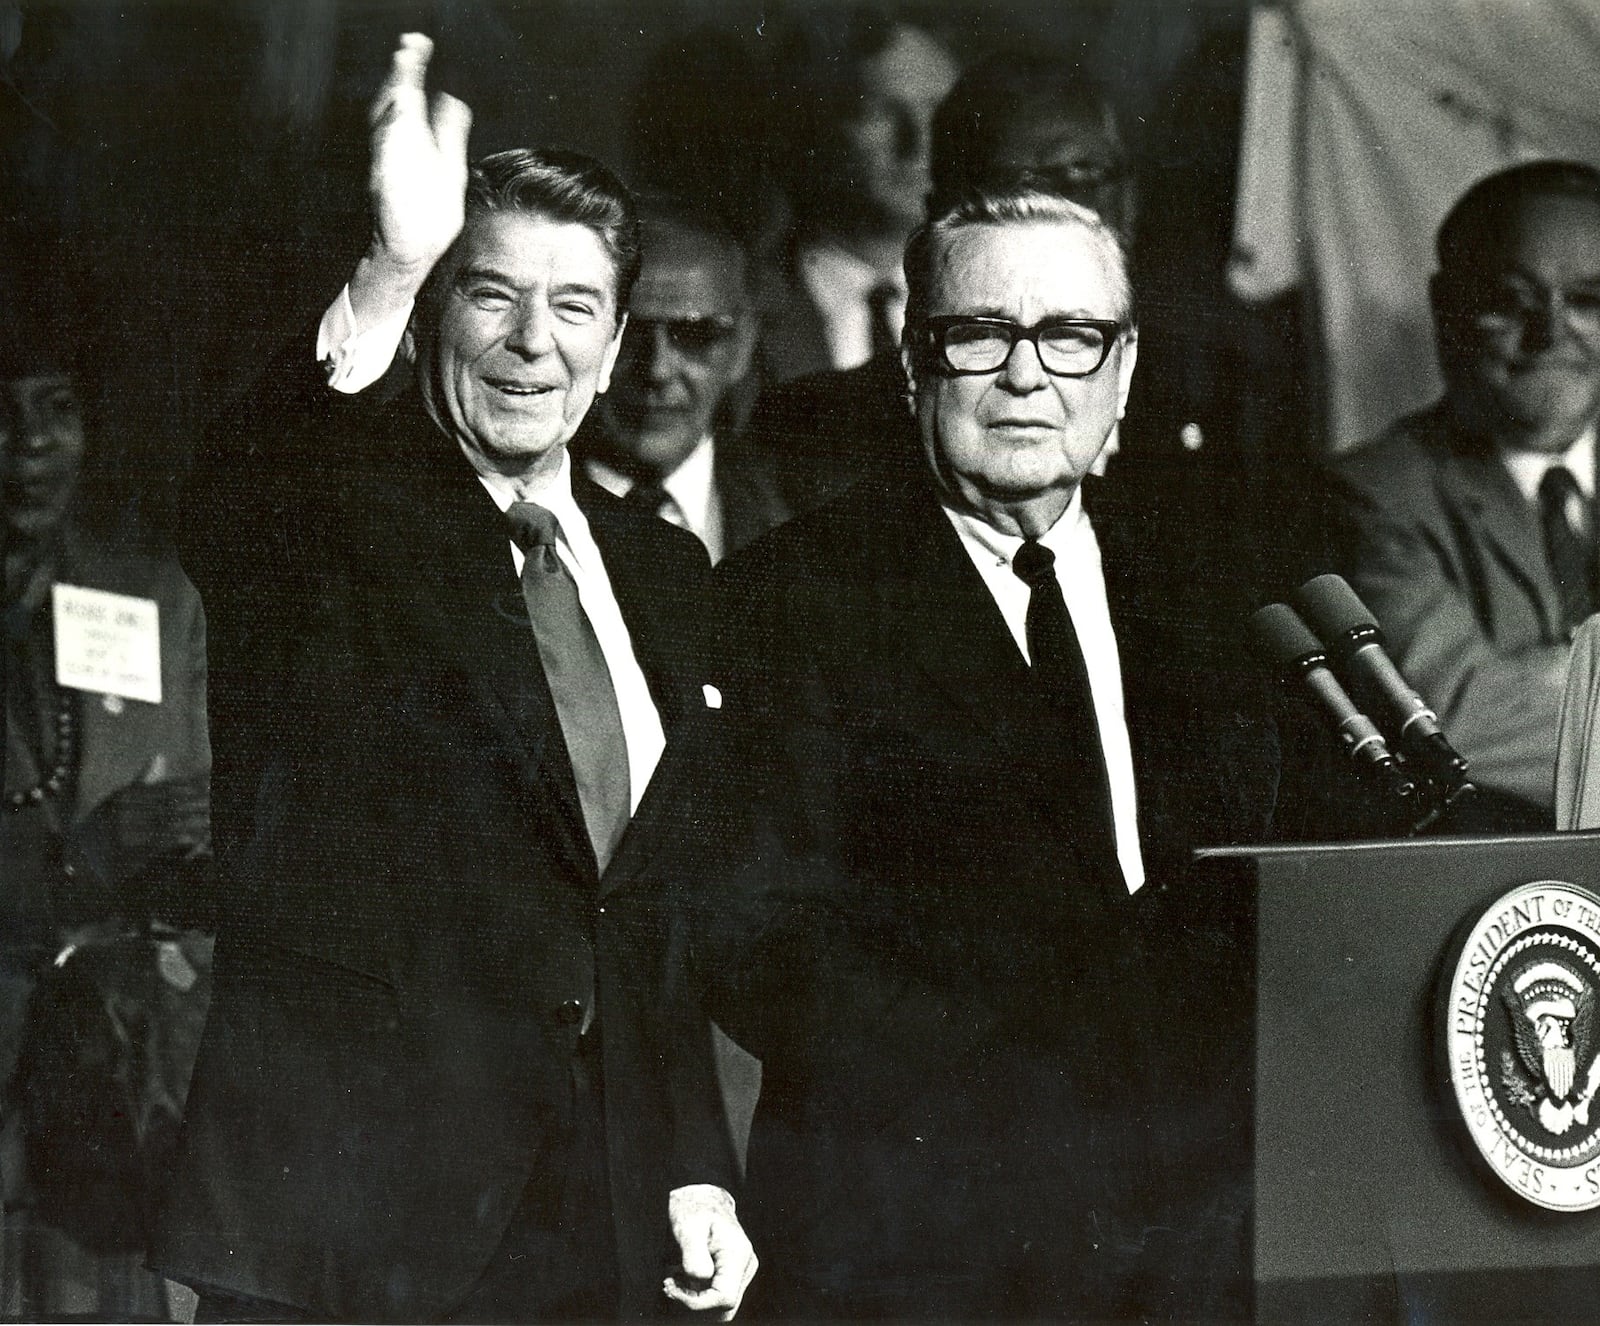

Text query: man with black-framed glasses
(666, 184), (1279, 1319)
(575, 197), (794, 565)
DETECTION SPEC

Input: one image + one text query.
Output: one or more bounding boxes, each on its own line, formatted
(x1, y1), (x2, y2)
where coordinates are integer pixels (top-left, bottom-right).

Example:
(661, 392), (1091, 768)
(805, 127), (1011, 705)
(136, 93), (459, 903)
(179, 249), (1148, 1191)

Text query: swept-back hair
(454, 147), (643, 318)
(902, 186), (1134, 339)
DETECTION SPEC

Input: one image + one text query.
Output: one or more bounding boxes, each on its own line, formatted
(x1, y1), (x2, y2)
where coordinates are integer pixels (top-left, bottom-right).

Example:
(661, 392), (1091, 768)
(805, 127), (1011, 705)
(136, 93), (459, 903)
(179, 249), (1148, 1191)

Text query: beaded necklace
(5, 681), (76, 811)
(5, 552), (78, 812)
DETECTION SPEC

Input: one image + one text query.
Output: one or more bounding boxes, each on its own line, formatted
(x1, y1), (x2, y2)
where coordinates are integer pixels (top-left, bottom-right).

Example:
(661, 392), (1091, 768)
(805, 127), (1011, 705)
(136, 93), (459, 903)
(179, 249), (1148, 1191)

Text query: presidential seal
(1445, 880), (1600, 1211)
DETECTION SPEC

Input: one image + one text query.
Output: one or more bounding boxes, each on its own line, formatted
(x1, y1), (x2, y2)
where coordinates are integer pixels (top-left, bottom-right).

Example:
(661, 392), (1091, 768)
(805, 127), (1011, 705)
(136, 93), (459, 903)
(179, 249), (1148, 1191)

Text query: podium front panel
(1206, 832), (1600, 1316)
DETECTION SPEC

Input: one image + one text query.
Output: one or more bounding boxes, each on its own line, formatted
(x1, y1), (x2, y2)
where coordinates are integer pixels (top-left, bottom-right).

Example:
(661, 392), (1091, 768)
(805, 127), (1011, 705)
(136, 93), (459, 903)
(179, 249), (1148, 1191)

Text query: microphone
(1293, 574), (1471, 786)
(1249, 602), (1418, 804)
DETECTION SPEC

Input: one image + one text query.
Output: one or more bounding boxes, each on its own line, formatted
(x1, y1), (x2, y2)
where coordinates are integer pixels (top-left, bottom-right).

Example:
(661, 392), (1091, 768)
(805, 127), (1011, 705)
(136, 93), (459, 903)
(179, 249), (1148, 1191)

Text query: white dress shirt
(315, 286), (667, 812)
(584, 435), (726, 563)
(1500, 423), (1598, 507)
(944, 493), (1146, 894)
(317, 285), (414, 393)
(795, 242), (907, 373)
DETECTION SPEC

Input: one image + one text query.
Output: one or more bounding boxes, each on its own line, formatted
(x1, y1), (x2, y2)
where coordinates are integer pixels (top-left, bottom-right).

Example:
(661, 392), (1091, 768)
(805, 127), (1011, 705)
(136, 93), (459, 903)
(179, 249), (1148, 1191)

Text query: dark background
(0, 0), (1307, 532)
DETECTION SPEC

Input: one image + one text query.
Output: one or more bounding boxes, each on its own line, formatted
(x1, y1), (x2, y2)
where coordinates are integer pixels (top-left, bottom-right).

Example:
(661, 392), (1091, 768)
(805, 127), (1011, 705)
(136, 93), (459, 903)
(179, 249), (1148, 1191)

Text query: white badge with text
(52, 583), (162, 704)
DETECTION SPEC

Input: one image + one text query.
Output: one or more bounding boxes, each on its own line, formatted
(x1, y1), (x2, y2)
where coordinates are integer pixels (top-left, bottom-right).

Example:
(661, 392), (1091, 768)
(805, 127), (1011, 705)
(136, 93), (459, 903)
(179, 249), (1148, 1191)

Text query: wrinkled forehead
(445, 206), (623, 302)
(928, 220), (1128, 321)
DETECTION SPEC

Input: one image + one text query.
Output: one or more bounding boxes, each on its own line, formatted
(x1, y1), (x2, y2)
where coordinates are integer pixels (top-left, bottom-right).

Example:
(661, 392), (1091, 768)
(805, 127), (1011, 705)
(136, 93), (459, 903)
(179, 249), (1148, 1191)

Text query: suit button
(554, 999), (585, 1028)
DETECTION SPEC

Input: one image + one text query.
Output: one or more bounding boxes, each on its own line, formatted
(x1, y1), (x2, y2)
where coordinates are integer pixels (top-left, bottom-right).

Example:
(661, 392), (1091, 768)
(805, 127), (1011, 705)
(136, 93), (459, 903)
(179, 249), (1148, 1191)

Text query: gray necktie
(1540, 465), (1596, 636)
(506, 501), (631, 871)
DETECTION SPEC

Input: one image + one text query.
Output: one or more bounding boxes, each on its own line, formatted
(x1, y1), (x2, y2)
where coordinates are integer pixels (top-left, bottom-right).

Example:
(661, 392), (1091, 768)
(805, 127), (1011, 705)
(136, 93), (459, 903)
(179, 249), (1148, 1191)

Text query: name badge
(53, 583), (162, 704)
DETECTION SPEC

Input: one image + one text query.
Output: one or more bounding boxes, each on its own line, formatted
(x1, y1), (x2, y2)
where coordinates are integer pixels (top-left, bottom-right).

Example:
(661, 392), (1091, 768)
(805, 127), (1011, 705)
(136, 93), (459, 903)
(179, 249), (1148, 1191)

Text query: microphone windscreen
(1294, 573), (1376, 641)
(1249, 602), (1324, 667)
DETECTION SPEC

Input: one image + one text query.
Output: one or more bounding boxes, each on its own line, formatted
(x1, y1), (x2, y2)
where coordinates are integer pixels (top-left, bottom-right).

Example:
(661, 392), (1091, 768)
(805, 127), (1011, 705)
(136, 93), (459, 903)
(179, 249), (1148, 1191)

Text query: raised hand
(347, 33), (473, 331)
(368, 32), (473, 272)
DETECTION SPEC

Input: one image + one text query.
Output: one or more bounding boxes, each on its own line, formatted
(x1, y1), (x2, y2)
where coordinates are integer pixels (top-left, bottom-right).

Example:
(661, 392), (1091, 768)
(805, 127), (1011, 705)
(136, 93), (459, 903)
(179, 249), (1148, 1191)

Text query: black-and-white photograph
(3, 1), (1600, 1321)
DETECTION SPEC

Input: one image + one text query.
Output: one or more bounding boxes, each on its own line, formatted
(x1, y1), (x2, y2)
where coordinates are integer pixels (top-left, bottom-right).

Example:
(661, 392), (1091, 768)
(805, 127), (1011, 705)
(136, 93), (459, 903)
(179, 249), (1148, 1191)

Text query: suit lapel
(713, 446), (793, 560)
(362, 398), (593, 875)
(1432, 419), (1565, 639)
(870, 480), (1113, 873)
(578, 477), (711, 898)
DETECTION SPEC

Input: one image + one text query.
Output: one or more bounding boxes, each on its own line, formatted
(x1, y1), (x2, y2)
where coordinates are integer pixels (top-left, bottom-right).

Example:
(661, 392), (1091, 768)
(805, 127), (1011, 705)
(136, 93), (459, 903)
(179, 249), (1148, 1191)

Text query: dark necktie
(1011, 538), (1123, 890)
(867, 281), (900, 363)
(1540, 465), (1596, 636)
(506, 501), (631, 872)
(624, 480), (672, 522)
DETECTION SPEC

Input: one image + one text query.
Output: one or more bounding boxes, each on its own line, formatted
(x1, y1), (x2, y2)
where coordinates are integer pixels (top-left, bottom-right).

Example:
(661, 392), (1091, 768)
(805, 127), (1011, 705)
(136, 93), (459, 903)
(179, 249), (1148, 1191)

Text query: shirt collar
(475, 448), (593, 564)
(944, 487), (1091, 568)
(1500, 423), (1597, 502)
(583, 435), (716, 527)
(659, 435), (717, 533)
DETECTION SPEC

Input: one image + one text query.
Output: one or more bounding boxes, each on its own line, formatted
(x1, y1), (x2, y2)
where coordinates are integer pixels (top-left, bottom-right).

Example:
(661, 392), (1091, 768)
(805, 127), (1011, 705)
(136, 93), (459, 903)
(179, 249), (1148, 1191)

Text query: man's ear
(900, 342), (920, 419)
(1115, 328), (1138, 420)
(729, 312), (759, 386)
(596, 312), (628, 396)
(1428, 272), (1454, 343)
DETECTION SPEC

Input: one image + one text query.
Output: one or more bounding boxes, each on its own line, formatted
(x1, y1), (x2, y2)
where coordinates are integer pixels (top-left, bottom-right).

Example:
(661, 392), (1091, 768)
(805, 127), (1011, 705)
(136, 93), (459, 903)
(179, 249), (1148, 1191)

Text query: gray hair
(902, 188), (1134, 341)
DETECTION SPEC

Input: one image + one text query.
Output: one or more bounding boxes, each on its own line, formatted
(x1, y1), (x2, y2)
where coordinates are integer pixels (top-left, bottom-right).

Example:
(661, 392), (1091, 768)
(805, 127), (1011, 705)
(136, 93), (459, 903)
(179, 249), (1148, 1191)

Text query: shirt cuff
(316, 285), (413, 395)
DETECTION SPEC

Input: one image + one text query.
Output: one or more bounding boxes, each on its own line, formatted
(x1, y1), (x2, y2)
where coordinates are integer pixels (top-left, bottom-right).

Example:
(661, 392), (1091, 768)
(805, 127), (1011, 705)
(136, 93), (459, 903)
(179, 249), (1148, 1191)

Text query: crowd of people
(4, 5), (1600, 1321)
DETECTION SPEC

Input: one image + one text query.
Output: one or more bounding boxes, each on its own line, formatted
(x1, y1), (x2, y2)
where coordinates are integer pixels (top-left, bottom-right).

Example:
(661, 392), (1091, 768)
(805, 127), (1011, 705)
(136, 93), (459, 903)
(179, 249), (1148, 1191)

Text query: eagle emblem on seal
(1501, 960), (1600, 1136)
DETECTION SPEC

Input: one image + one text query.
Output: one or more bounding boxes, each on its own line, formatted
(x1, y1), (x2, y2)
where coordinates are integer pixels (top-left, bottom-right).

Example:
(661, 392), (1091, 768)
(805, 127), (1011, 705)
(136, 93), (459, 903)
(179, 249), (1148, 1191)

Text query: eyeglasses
(626, 316), (743, 357)
(1021, 161), (1127, 195)
(918, 316), (1123, 377)
(1466, 282), (1600, 344)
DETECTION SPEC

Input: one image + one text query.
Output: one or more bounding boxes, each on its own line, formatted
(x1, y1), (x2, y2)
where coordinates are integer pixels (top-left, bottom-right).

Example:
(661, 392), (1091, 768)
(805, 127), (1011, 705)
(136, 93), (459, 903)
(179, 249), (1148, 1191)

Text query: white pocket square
(702, 683), (723, 710)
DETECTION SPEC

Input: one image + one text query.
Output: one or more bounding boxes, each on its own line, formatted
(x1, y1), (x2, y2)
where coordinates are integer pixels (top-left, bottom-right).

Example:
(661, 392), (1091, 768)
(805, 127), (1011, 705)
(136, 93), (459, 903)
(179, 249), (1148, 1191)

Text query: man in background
(746, 50), (1134, 491)
(1331, 160), (1600, 823)
(575, 197), (791, 564)
(759, 6), (958, 383)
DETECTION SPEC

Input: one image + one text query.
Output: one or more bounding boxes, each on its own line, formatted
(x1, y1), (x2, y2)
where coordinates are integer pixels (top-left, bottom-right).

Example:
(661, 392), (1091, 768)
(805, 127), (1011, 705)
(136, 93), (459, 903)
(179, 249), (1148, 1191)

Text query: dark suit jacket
(671, 459), (1282, 1319)
(1329, 401), (1574, 814)
(713, 439), (797, 561)
(753, 239), (835, 389)
(151, 367), (735, 1319)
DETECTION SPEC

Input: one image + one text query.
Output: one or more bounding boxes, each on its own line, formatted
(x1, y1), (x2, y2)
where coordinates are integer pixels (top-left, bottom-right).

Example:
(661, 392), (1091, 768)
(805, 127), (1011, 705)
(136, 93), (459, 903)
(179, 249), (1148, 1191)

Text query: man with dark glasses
(577, 198), (794, 565)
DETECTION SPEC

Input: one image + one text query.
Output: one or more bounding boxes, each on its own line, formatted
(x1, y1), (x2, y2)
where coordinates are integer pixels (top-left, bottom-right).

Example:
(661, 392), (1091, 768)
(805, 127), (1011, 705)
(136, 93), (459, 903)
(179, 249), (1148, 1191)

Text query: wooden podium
(1196, 831), (1600, 1320)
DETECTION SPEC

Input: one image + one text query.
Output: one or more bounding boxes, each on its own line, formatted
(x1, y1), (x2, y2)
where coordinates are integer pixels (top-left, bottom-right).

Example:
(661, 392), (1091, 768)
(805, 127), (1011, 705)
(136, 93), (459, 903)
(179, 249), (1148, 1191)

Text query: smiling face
(594, 221), (756, 477)
(905, 219), (1136, 536)
(1435, 191), (1600, 455)
(2, 372), (85, 541)
(421, 209), (627, 484)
